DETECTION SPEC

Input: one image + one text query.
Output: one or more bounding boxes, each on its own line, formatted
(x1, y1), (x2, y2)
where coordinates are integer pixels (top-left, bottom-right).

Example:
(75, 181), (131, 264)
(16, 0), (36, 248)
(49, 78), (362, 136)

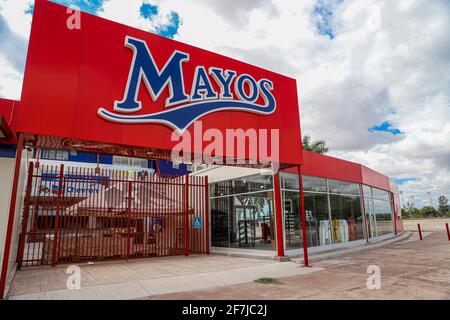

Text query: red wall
(300, 150), (362, 183)
(16, 0), (302, 166)
(287, 150), (398, 194)
(0, 99), (18, 144)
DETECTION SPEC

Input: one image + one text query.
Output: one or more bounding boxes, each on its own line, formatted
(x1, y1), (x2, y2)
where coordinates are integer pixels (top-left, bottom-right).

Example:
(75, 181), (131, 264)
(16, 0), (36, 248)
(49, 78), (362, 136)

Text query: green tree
(302, 135), (329, 154)
(419, 206), (437, 218)
(403, 201), (419, 218)
(438, 195), (449, 216)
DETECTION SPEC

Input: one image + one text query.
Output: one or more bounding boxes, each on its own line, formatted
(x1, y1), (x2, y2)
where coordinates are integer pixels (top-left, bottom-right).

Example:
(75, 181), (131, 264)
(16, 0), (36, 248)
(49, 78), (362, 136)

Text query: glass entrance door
(365, 199), (378, 238)
(235, 205), (256, 247)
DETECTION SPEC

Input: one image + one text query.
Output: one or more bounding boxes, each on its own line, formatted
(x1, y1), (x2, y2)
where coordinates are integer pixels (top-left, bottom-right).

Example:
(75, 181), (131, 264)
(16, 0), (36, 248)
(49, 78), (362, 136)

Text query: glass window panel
(329, 195), (364, 243)
(210, 180), (233, 197)
(281, 172), (299, 190)
(374, 199), (394, 235)
(230, 174), (273, 195)
(363, 185), (372, 199)
(372, 188), (390, 201)
(210, 191), (276, 251)
(48, 149), (56, 160)
(283, 191), (301, 249)
(340, 181), (361, 195)
(113, 156), (148, 168)
(303, 175), (327, 193)
(303, 193), (331, 247)
(211, 197), (231, 247)
(328, 179), (360, 195)
(328, 179), (341, 194)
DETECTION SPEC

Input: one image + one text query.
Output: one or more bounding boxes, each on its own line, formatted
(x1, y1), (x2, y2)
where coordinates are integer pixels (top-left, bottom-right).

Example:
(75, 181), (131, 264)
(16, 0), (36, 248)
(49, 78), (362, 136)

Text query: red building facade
(0, 0), (402, 298)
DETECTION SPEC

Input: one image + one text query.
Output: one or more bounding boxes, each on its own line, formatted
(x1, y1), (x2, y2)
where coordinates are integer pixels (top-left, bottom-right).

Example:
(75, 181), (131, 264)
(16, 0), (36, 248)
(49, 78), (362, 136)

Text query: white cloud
(0, 0), (448, 208)
(0, 0), (33, 38)
(0, 55), (22, 99)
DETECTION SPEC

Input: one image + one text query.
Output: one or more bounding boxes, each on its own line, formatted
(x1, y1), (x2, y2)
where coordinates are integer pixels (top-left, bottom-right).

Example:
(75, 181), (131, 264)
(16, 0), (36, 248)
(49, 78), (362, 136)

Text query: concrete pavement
(146, 230), (450, 300)
(7, 255), (320, 300)
(8, 219), (450, 300)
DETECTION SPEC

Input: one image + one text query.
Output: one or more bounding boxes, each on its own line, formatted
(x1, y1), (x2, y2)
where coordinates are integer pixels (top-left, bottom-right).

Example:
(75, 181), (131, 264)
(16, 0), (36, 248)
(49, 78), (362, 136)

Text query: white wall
(191, 165), (273, 183)
(0, 157), (15, 274)
(0, 149), (29, 298)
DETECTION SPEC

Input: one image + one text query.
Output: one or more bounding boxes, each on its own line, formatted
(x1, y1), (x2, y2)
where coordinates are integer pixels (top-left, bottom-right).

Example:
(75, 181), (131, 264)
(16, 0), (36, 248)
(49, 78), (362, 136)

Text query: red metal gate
(17, 162), (209, 267)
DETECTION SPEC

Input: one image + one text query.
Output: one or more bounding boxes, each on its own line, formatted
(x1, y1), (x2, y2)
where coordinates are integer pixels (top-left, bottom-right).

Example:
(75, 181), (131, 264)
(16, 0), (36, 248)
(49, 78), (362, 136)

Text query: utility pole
(427, 192), (434, 208)
(399, 191), (405, 209)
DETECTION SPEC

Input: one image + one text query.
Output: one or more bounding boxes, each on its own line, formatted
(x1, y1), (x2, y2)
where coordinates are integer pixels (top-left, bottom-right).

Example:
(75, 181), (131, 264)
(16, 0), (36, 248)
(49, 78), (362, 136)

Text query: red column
(205, 176), (210, 255)
(0, 134), (24, 299)
(184, 175), (190, 256)
(273, 172), (285, 257)
(297, 166), (310, 267)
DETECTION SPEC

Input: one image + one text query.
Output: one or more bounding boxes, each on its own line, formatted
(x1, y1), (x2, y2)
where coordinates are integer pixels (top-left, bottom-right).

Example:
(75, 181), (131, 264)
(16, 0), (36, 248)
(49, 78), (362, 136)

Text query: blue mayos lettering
(98, 36), (277, 132)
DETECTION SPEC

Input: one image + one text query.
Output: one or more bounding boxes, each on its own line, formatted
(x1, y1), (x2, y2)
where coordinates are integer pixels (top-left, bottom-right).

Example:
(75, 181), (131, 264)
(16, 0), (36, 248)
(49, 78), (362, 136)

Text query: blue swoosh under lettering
(97, 98), (276, 132)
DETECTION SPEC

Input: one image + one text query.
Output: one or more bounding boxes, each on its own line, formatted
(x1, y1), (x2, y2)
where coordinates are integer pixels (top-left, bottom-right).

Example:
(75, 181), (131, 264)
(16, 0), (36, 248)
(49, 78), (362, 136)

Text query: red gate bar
(51, 164), (65, 266)
(446, 223), (450, 241)
(17, 162), (34, 269)
(16, 162), (208, 267)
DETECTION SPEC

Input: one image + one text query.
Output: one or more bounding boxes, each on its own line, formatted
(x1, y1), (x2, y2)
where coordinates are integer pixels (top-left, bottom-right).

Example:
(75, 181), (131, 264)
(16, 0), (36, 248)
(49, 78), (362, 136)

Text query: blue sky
(50, 0), (104, 15)
(43, 0), (180, 39)
(312, 0), (343, 39)
(0, 0), (449, 208)
(368, 121), (403, 136)
(394, 178), (417, 186)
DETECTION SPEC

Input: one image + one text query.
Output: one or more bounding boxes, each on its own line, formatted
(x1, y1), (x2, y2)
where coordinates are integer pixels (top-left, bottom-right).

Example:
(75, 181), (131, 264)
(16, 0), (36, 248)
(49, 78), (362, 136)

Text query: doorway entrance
(365, 199), (378, 238)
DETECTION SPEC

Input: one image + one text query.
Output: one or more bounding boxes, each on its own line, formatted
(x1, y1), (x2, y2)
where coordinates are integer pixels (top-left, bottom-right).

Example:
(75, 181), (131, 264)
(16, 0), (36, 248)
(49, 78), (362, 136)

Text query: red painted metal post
(392, 196), (398, 236)
(418, 223), (423, 240)
(205, 176), (210, 255)
(0, 134), (24, 299)
(51, 164), (65, 267)
(298, 166), (310, 267)
(127, 180), (133, 260)
(273, 172), (285, 257)
(17, 162), (35, 269)
(184, 175), (190, 257)
(446, 223), (450, 241)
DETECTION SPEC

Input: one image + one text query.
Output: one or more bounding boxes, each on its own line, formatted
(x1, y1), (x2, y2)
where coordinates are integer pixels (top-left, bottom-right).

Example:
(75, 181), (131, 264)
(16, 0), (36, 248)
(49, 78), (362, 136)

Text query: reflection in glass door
(365, 199), (378, 238)
(235, 205), (256, 247)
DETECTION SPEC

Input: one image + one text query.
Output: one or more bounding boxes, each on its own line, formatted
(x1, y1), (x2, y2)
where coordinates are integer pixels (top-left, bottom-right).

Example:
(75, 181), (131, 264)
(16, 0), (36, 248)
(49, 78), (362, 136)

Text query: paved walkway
(9, 220), (449, 300)
(7, 255), (320, 300)
(145, 231), (450, 300)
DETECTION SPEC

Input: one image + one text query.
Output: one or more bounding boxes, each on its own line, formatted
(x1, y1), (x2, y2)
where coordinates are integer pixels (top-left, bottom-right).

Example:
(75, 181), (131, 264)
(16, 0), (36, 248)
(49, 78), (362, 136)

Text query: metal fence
(17, 162), (209, 267)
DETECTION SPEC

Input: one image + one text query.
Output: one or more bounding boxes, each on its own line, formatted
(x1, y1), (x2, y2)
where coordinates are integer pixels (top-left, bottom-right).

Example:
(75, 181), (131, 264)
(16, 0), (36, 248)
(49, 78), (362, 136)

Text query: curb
(290, 231), (412, 264)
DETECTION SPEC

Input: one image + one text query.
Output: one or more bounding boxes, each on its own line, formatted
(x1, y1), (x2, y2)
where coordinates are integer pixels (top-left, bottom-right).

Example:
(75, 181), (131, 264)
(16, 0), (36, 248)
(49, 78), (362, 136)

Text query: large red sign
(17, 0), (302, 166)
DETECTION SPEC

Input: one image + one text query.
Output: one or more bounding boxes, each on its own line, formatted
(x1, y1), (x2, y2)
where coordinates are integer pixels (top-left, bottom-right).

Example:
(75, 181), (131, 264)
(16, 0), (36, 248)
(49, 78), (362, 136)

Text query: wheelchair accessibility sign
(193, 217), (202, 229)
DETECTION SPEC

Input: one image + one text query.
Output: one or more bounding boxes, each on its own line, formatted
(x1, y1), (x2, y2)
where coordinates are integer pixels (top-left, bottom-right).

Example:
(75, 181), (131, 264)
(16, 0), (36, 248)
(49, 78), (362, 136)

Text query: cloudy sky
(0, 0), (449, 208)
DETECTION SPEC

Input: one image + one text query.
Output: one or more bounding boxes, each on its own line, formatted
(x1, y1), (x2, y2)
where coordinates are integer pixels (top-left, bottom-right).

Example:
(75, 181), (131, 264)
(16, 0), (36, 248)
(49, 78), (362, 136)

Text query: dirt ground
(145, 220), (450, 300)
